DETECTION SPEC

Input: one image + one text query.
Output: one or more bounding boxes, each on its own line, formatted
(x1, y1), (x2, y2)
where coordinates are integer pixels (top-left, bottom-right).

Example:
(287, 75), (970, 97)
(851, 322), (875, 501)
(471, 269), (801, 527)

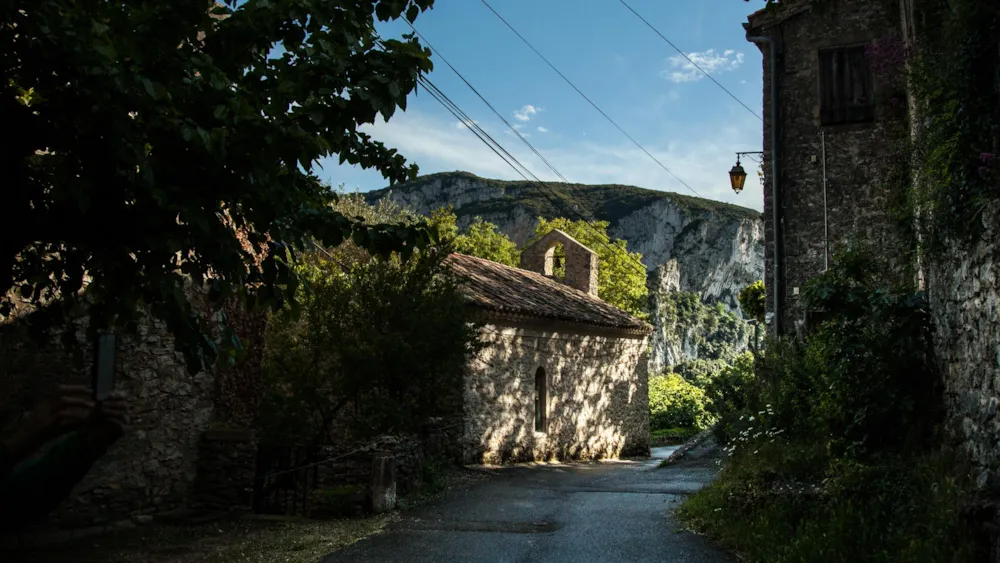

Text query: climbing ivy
(905, 0), (1000, 248)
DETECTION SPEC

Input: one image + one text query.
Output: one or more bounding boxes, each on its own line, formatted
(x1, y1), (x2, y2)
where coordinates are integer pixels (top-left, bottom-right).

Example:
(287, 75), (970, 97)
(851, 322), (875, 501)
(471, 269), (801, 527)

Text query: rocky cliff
(367, 171), (765, 310)
(367, 171), (764, 370)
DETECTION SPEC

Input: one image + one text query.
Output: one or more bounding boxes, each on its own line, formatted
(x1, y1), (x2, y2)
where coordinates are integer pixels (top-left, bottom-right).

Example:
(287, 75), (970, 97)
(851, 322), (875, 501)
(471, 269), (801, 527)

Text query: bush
(672, 358), (729, 388)
(648, 373), (714, 431)
(260, 198), (484, 445)
(679, 248), (968, 561)
(705, 352), (756, 444)
(738, 280), (766, 323)
(678, 447), (983, 563)
(709, 248), (941, 459)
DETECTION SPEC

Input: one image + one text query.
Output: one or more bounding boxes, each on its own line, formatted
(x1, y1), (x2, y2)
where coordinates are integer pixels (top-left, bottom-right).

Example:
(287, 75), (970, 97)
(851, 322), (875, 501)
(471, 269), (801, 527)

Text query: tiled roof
(444, 253), (652, 334)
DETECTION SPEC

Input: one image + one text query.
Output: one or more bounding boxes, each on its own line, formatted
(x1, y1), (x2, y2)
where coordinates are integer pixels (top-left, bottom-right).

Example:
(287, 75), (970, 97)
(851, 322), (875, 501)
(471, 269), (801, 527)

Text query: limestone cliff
(368, 171), (764, 307)
(366, 171), (765, 368)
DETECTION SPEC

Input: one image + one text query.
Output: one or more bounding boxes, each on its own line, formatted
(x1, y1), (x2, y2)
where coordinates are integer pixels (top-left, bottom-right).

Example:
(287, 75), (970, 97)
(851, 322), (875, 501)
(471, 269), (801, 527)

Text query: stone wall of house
(927, 205), (1000, 484)
(749, 0), (902, 334)
(0, 301), (218, 528)
(462, 320), (650, 464)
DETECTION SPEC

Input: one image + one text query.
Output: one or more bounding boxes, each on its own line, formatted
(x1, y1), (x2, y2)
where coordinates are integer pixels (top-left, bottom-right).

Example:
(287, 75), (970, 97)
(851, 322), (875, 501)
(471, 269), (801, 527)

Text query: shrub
(260, 199), (484, 445)
(705, 352), (756, 444)
(678, 447), (983, 563)
(709, 248), (941, 459)
(738, 280), (766, 323)
(648, 373), (714, 431)
(673, 358), (729, 388)
(679, 248), (967, 561)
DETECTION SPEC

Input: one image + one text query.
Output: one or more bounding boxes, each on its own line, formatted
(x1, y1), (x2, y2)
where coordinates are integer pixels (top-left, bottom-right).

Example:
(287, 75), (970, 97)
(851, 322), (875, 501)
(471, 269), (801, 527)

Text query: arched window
(534, 367), (547, 433)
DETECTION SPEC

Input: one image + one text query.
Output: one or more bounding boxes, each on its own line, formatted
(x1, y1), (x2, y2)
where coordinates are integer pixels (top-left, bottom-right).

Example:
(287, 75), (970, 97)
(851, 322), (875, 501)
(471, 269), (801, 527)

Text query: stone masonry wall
(928, 205), (1000, 482)
(0, 304), (217, 528)
(462, 320), (650, 464)
(749, 0), (902, 333)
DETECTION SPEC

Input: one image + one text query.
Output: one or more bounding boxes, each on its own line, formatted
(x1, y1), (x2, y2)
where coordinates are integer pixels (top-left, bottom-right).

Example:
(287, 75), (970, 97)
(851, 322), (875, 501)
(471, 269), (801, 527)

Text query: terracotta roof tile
(445, 253), (652, 334)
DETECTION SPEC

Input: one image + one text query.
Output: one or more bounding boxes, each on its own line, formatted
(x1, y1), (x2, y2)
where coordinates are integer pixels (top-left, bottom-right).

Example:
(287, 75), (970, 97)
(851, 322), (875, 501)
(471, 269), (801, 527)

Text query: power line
(418, 74), (645, 275)
(479, 0), (704, 200)
(401, 25), (648, 274)
(617, 0), (763, 121)
(404, 22), (570, 185)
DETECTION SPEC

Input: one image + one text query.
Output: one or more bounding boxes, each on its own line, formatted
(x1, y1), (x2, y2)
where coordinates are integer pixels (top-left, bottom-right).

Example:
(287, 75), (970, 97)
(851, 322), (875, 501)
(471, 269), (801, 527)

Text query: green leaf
(406, 4), (420, 24)
(94, 44), (117, 60)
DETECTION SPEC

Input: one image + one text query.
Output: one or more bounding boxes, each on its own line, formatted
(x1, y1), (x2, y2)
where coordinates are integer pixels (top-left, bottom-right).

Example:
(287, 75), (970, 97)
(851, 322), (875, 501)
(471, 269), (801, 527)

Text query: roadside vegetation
(678, 249), (984, 562)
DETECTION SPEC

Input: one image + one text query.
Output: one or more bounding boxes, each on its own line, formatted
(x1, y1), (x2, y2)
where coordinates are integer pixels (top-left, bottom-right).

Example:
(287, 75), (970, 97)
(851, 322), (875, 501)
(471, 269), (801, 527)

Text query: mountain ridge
(367, 171), (762, 232)
(366, 170), (764, 314)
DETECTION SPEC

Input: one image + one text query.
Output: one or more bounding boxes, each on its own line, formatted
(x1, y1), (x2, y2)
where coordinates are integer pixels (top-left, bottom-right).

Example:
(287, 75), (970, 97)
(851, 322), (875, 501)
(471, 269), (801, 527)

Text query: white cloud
(513, 104), (539, 122)
(537, 126), (549, 133)
(455, 119), (478, 129)
(324, 109), (764, 211)
(663, 48), (745, 83)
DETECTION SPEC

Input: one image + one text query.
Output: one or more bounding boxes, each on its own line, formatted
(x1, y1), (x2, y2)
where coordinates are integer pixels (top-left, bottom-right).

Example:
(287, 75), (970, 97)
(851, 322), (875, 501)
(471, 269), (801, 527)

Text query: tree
(261, 200), (482, 445)
(738, 280), (766, 323)
(427, 207), (520, 267)
(528, 217), (648, 317)
(2, 0), (437, 372)
(456, 218), (521, 268)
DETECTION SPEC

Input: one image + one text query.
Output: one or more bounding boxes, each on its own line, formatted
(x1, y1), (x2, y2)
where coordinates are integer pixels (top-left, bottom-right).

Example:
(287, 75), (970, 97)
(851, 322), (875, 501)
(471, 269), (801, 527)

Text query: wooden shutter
(819, 45), (875, 125)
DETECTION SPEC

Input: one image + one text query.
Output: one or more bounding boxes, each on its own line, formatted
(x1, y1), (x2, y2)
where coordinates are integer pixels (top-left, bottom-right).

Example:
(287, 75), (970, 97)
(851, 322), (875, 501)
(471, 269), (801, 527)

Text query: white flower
(748, 416), (755, 422)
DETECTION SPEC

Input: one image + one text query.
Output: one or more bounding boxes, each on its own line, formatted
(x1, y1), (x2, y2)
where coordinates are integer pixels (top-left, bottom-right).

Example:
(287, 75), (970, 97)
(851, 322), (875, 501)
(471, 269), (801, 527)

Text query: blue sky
(319, 0), (766, 211)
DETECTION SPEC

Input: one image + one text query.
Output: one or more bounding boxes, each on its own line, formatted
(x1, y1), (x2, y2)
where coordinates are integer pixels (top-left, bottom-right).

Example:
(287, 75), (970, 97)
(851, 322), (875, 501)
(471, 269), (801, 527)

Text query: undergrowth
(679, 445), (981, 563)
(678, 248), (988, 562)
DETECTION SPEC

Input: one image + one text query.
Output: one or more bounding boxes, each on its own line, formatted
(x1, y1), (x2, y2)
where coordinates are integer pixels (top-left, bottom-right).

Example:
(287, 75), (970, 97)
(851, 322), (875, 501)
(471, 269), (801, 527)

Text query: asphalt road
(320, 442), (733, 563)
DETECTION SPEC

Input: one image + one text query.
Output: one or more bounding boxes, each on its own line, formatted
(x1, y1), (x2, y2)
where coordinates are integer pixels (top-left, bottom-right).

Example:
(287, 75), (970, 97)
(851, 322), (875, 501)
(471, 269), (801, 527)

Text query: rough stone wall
(0, 308), (217, 527)
(462, 320), (650, 464)
(749, 0), (902, 333)
(520, 229), (599, 297)
(191, 428), (257, 513)
(928, 205), (1000, 480)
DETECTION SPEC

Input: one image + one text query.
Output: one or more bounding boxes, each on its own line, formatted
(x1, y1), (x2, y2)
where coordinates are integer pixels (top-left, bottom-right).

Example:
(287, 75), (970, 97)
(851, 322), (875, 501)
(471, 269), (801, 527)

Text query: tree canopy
(2, 0), (437, 371)
(428, 207), (520, 268)
(738, 280), (766, 323)
(528, 217), (649, 317)
(261, 197), (481, 445)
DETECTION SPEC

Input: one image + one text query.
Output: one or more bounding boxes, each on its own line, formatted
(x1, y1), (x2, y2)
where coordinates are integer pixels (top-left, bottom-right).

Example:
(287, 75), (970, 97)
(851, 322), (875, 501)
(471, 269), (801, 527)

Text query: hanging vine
(905, 0), (1000, 249)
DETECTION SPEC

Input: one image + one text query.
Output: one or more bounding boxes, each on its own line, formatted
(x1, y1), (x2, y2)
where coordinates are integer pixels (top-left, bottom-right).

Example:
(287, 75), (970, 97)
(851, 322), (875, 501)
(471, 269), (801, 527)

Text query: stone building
(0, 288), (260, 530)
(744, 0), (904, 334)
(744, 0), (1000, 491)
(445, 229), (653, 464)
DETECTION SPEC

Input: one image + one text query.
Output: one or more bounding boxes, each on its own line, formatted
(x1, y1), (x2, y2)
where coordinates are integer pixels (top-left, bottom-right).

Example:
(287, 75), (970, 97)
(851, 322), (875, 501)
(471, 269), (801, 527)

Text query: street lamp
(729, 151), (764, 194)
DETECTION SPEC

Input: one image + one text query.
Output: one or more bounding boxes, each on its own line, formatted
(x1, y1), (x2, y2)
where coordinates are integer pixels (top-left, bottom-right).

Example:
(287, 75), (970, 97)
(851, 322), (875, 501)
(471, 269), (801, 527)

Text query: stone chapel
(445, 229), (653, 464)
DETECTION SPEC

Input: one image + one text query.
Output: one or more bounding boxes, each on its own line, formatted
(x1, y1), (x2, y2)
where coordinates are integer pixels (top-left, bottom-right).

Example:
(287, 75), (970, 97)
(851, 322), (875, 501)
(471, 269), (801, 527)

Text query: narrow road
(320, 441), (732, 563)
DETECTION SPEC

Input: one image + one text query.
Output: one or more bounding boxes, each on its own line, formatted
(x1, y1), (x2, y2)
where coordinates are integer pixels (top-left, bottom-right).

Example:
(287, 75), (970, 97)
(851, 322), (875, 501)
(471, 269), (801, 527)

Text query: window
(534, 367), (547, 433)
(819, 45), (874, 125)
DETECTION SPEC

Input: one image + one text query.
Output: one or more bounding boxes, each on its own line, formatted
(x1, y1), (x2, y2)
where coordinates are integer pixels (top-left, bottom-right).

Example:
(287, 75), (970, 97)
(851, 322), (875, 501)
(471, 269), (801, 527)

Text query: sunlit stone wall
(462, 320), (651, 464)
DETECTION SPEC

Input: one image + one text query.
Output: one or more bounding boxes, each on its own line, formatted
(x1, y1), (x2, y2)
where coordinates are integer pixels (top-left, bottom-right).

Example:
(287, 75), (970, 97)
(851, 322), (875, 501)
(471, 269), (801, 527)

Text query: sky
(319, 0), (766, 212)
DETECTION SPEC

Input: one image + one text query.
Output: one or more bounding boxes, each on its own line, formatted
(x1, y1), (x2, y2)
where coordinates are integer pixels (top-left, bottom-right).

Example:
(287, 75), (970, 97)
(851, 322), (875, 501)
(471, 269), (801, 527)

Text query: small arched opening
(543, 243), (566, 281)
(534, 367), (548, 433)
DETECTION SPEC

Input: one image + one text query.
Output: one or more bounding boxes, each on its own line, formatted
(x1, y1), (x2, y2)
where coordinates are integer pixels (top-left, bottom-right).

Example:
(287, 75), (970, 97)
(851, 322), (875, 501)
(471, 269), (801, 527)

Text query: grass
(676, 442), (986, 563)
(6, 461), (492, 563)
(4, 515), (395, 563)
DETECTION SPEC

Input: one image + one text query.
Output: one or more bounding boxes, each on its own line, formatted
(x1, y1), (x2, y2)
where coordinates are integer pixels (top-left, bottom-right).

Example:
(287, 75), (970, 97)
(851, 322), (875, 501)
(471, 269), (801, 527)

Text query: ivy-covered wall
(906, 0), (1000, 481)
